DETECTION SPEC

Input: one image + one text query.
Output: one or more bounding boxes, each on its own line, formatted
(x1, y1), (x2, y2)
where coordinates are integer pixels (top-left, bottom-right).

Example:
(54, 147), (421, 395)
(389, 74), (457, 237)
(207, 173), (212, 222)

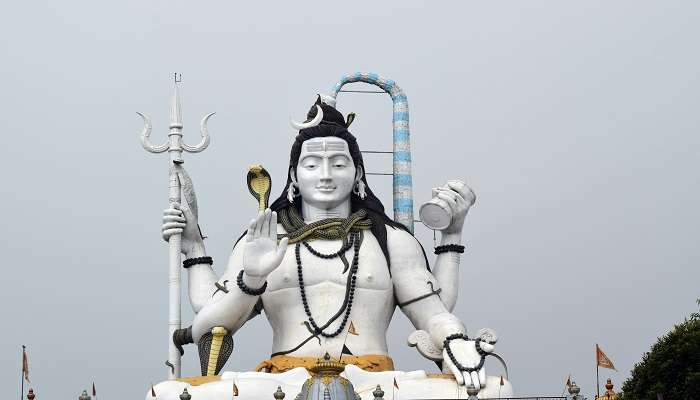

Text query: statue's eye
(331, 156), (348, 168)
(301, 157), (320, 169)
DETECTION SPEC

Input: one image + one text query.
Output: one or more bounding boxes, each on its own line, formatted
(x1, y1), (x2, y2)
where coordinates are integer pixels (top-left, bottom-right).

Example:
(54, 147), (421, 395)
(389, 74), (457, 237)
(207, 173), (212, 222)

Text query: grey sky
(1, 1), (698, 398)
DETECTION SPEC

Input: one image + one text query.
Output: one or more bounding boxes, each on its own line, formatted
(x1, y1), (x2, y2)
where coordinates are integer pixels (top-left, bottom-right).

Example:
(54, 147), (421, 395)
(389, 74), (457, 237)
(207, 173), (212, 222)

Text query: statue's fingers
(447, 181), (475, 206)
(446, 180), (467, 195)
(437, 192), (458, 210)
(164, 207), (183, 216)
(275, 237), (289, 261)
(270, 211), (278, 240)
(163, 221), (186, 230)
(254, 211), (264, 237)
(163, 214), (186, 223)
(480, 343), (495, 353)
(435, 187), (457, 197)
(246, 219), (256, 242)
(463, 371), (473, 389)
(470, 371), (481, 391)
(260, 209), (271, 237)
(162, 227), (183, 241)
(443, 351), (465, 385)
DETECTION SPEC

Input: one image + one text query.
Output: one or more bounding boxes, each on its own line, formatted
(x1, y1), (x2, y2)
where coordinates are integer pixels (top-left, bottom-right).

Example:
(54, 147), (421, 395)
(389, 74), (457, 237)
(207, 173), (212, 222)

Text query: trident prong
(181, 112), (215, 153)
(137, 112), (169, 153)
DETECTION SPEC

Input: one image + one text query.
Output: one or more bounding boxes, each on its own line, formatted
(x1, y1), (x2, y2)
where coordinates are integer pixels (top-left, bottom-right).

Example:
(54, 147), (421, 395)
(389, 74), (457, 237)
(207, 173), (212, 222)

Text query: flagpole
(20, 345), (25, 400)
(596, 364), (600, 398)
(339, 329), (350, 362)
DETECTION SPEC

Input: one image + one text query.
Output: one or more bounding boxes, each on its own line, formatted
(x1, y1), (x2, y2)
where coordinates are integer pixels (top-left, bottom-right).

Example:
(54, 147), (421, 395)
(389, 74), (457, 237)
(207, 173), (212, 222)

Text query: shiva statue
(150, 80), (513, 399)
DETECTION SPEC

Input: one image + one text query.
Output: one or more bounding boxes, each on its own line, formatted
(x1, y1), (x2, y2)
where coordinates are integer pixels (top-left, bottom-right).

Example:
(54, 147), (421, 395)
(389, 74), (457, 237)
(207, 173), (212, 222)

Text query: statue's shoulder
(385, 225), (423, 260)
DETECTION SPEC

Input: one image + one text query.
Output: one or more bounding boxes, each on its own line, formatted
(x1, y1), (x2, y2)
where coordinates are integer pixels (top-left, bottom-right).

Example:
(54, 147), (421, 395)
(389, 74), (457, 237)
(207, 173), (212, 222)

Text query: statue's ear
(345, 112), (356, 128)
(355, 165), (364, 182)
(289, 167), (298, 184)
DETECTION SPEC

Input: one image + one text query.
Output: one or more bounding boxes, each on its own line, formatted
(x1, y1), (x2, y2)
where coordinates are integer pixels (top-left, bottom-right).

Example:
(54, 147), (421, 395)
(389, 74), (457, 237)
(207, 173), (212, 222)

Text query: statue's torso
(261, 227), (395, 357)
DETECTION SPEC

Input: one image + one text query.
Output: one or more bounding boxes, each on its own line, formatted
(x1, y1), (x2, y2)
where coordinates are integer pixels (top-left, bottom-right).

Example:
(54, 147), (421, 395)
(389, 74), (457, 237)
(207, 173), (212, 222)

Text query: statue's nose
(320, 159), (332, 180)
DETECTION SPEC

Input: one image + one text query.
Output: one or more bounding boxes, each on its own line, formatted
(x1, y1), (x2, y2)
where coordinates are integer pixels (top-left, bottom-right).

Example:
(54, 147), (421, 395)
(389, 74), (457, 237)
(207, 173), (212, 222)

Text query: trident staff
(137, 74), (214, 379)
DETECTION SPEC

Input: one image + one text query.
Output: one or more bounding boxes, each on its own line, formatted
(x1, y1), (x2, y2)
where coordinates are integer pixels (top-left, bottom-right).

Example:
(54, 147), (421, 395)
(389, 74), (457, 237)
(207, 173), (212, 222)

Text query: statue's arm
(426, 180), (475, 311)
(191, 210), (288, 343)
(389, 228), (466, 338)
(431, 231), (463, 311)
(185, 241), (218, 313)
(190, 241), (265, 342)
(390, 227), (488, 389)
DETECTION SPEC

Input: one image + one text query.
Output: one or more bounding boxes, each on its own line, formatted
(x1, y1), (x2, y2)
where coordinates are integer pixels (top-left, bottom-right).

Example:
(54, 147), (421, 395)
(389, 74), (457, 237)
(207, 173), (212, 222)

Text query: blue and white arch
(330, 72), (414, 233)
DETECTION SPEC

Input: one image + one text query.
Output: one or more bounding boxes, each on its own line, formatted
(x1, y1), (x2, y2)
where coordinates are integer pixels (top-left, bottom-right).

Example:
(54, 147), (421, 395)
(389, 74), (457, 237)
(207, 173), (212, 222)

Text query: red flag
(151, 384), (157, 398)
(22, 346), (30, 383)
(596, 344), (617, 371)
(92, 382), (97, 396)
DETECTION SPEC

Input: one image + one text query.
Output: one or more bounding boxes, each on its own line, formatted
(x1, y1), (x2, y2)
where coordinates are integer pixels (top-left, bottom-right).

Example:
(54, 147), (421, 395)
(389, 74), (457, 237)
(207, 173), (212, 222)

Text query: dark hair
(269, 122), (410, 271)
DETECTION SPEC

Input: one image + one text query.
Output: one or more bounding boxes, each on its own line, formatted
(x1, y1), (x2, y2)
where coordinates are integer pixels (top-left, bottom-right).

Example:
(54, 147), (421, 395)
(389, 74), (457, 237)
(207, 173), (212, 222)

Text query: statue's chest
(267, 232), (392, 291)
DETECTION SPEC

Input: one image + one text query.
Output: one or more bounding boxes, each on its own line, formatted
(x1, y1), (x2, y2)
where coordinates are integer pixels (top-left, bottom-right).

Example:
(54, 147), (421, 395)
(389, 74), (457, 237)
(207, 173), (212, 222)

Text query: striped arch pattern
(330, 72), (414, 233)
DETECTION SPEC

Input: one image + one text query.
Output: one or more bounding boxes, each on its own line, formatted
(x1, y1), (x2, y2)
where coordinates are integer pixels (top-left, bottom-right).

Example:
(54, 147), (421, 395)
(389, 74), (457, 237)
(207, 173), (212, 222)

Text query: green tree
(620, 299), (700, 400)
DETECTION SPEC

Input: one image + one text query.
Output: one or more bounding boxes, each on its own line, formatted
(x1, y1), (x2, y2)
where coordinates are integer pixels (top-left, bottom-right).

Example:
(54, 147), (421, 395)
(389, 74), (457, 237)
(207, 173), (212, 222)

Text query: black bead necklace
(296, 230), (361, 338)
(301, 234), (355, 259)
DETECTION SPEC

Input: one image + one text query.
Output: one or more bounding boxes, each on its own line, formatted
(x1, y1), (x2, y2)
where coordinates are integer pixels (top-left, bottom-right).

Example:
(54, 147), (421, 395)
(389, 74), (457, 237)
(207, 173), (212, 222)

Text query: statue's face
(294, 137), (358, 210)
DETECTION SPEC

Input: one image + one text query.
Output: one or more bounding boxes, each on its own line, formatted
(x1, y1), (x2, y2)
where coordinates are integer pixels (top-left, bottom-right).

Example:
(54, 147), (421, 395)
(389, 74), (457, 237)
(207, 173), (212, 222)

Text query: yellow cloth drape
(255, 355), (394, 373)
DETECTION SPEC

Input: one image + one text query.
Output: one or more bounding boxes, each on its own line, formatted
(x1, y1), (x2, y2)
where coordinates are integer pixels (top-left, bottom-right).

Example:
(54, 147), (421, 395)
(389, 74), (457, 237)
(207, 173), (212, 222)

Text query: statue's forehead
(302, 137), (349, 154)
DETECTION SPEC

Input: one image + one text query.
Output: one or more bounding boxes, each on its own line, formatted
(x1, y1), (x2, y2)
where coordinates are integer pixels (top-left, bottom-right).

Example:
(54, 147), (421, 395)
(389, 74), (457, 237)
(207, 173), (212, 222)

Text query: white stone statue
(152, 97), (513, 399)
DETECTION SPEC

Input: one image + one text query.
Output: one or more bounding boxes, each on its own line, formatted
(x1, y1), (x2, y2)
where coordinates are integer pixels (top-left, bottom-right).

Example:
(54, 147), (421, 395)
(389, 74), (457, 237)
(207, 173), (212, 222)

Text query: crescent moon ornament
(290, 105), (323, 131)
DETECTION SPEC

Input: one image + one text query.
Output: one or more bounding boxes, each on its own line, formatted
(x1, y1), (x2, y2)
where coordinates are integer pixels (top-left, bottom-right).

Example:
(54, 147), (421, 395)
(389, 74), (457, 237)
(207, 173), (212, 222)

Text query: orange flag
(348, 321), (359, 336)
(596, 344), (617, 371)
(22, 346), (30, 383)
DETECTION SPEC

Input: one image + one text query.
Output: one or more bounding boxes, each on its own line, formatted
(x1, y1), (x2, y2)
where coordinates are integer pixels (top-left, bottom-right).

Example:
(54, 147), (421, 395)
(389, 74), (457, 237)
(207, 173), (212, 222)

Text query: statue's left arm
(430, 180), (475, 311)
(389, 227), (490, 390)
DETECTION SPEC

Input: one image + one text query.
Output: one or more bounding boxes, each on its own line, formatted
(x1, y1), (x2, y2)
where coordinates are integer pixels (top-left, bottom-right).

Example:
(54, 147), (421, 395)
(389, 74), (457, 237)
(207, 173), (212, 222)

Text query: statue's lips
(315, 186), (337, 193)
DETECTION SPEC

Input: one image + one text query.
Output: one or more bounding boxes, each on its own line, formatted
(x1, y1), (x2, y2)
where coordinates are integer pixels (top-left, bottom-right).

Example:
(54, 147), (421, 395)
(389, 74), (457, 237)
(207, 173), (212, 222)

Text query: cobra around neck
(300, 198), (351, 222)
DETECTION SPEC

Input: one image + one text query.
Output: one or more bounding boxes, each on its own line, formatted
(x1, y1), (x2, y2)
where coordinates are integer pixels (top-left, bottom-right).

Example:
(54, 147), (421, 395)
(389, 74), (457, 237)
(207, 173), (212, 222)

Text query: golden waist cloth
(255, 354), (394, 373)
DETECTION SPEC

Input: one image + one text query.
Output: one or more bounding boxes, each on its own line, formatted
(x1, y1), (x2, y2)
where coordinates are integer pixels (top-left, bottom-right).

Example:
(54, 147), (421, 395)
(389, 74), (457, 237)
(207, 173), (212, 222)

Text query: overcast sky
(1, 1), (698, 398)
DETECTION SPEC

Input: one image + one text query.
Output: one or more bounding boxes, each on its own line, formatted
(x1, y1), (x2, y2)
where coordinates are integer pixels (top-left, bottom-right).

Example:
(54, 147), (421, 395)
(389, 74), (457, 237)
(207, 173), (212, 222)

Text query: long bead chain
(296, 231), (360, 338)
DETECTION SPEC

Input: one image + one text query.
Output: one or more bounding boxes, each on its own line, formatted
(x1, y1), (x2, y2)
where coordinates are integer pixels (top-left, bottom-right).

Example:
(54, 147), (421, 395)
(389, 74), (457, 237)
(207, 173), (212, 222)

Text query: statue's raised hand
(243, 209), (289, 278)
(442, 338), (494, 391)
(434, 180), (476, 235)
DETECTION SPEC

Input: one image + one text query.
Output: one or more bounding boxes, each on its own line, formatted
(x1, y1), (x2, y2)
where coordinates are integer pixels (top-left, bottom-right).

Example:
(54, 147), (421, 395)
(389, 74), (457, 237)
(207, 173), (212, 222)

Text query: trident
(137, 73), (214, 379)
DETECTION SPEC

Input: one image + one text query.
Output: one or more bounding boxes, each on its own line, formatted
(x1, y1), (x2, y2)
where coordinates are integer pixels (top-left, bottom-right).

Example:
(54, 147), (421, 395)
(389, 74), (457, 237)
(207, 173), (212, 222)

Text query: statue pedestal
(148, 365), (513, 400)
